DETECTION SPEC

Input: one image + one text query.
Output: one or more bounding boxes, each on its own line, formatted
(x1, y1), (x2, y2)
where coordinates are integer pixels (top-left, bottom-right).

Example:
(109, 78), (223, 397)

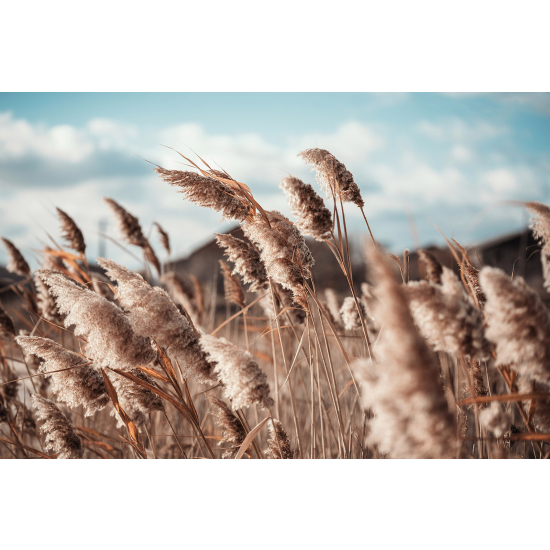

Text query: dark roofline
(473, 226), (531, 251)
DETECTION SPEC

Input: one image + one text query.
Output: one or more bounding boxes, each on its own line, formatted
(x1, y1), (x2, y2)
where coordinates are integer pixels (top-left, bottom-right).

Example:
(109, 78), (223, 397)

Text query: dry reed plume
(200, 333), (273, 410)
(480, 266), (550, 385)
(1, 237), (30, 277)
(104, 198), (161, 275)
(17, 336), (109, 417)
(404, 267), (492, 360)
(56, 207), (86, 255)
(299, 148), (364, 207)
(98, 258), (215, 384)
(31, 394), (83, 459)
(354, 245), (457, 459)
(526, 201), (550, 291)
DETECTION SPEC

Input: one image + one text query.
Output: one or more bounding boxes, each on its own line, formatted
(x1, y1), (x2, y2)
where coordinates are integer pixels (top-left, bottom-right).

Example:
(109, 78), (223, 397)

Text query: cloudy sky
(0, 92), (549, 270)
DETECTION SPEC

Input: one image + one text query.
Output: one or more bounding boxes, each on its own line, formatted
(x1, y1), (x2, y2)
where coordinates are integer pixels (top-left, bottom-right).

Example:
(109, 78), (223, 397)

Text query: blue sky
(1, 92), (549, 269)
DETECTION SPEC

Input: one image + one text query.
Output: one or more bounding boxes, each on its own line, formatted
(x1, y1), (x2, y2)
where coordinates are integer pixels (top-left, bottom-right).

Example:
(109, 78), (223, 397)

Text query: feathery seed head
(280, 175), (333, 241)
(0, 304), (15, 339)
(298, 148), (364, 208)
(104, 197), (146, 247)
(1, 237), (30, 277)
(340, 297), (367, 331)
(467, 358), (489, 406)
(452, 240), (485, 307)
(526, 201), (550, 291)
(242, 211), (313, 309)
(219, 260), (246, 309)
(418, 249), (443, 284)
(479, 402), (512, 438)
(155, 167), (251, 222)
(37, 269), (156, 372)
(353, 245), (457, 459)
(56, 207), (86, 255)
(480, 266), (550, 384)
(200, 333), (273, 410)
(17, 336), (109, 417)
(104, 198), (146, 247)
(215, 233), (269, 292)
(98, 259), (215, 384)
(206, 393), (246, 459)
(34, 271), (64, 324)
(265, 419), (293, 459)
(31, 394), (83, 459)
(404, 267), (492, 360)
(153, 221), (171, 256)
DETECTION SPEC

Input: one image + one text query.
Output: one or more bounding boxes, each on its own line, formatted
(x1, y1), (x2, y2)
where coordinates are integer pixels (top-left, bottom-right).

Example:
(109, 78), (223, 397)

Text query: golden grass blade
(136, 365), (170, 384)
(0, 436), (54, 459)
(101, 368), (147, 458)
(235, 417), (270, 459)
(456, 392), (550, 406)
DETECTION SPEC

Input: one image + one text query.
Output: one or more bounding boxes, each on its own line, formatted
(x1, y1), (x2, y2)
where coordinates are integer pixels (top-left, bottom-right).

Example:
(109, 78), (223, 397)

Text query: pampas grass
(2, 147), (550, 459)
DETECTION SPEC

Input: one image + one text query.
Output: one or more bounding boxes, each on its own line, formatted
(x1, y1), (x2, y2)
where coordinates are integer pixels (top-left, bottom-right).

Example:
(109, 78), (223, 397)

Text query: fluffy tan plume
(56, 207), (86, 255)
(1, 237), (30, 277)
(219, 260), (246, 309)
(243, 211), (313, 309)
(340, 296), (367, 331)
(526, 201), (550, 291)
(452, 240), (485, 307)
(404, 267), (492, 360)
(153, 221), (171, 256)
(215, 233), (268, 292)
(206, 393), (246, 459)
(31, 394), (83, 459)
(298, 148), (364, 208)
(17, 336), (109, 417)
(280, 175), (332, 241)
(104, 198), (161, 274)
(353, 245), (457, 459)
(155, 167), (251, 222)
(36, 269), (157, 372)
(265, 418), (293, 459)
(34, 271), (64, 324)
(98, 258), (215, 384)
(479, 402), (512, 438)
(480, 266), (550, 385)
(0, 304), (15, 339)
(417, 249), (443, 284)
(467, 358), (489, 407)
(200, 333), (273, 410)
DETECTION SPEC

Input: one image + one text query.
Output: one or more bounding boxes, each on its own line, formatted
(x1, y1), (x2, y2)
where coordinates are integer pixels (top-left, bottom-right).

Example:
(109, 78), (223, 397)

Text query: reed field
(2, 147), (550, 460)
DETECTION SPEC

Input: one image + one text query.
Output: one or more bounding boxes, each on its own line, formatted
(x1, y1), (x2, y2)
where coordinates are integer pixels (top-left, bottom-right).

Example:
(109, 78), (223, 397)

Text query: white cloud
(288, 121), (384, 163)
(87, 118), (138, 150)
(156, 123), (283, 182)
(0, 112), (93, 162)
(0, 111), (137, 163)
(442, 93), (550, 114)
(480, 168), (517, 193)
(451, 145), (473, 163)
(417, 118), (506, 142)
(366, 152), (469, 211)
